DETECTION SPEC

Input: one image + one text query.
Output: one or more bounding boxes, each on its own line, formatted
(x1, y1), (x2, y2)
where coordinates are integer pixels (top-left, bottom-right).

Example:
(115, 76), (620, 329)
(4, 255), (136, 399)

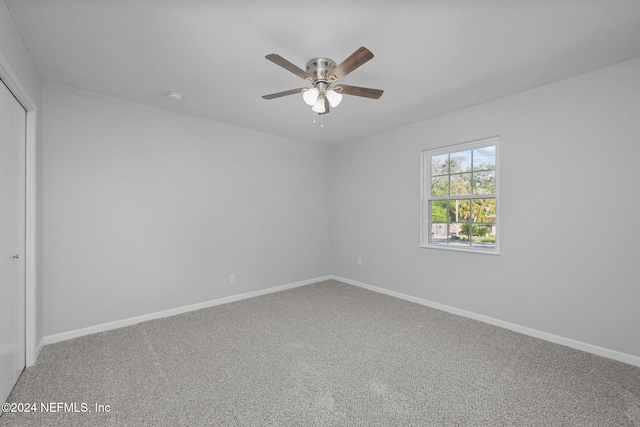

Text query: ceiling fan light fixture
(262, 47), (383, 120)
(303, 87), (319, 106)
(326, 89), (342, 108)
(311, 97), (326, 113)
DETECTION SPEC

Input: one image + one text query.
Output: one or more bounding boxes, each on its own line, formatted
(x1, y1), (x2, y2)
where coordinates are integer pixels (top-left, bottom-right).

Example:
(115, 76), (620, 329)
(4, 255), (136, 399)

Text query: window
(421, 137), (499, 254)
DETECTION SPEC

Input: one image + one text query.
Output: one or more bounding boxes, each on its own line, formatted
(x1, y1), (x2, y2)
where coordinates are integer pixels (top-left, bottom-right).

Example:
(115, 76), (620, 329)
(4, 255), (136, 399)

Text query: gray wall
(0, 1), (44, 350)
(42, 83), (332, 336)
(330, 58), (640, 358)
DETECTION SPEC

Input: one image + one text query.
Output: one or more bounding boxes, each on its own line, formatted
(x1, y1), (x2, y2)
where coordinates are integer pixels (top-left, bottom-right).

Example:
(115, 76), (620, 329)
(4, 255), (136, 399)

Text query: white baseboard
(43, 275), (332, 345)
(331, 275), (640, 368)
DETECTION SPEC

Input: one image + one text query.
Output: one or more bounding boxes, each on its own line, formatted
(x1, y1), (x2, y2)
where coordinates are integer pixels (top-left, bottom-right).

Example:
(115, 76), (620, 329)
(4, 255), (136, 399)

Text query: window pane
(473, 146), (496, 171)
(471, 198), (496, 223)
(450, 150), (472, 173)
(473, 170), (495, 194)
(430, 223), (448, 245)
(472, 224), (496, 250)
(431, 176), (449, 197)
(449, 223), (470, 246)
(430, 200), (449, 223)
(422, 139), (498, 253)
(431, 154), (449, 176)
(450, 173), (471, 195)
(451, 199), (471, 222)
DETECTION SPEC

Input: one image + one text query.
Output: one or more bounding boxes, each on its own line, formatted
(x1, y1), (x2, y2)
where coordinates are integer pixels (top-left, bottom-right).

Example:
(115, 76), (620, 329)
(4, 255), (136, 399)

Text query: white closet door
(0, 78), (26, 404)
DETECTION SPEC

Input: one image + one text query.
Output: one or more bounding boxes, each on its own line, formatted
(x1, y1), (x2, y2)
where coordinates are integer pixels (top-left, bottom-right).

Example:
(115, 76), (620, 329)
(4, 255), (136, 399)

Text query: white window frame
(420, 136), (500, 255)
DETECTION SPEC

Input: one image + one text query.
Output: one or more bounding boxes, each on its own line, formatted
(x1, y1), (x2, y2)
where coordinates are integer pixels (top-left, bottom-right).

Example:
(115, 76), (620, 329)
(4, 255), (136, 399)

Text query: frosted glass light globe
(303, 88), (319, 106)
(311, 98), (326, 113)
(326, 89), (342, 108)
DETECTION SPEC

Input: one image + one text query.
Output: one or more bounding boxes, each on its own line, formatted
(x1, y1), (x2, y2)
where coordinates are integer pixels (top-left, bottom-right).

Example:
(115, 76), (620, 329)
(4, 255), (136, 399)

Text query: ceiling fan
(262, 46), (383, 115)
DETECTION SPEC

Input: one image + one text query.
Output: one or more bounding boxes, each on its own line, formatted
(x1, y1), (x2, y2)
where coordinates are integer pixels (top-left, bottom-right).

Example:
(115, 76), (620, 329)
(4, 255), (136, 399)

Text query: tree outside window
(422, 138), (499, 254)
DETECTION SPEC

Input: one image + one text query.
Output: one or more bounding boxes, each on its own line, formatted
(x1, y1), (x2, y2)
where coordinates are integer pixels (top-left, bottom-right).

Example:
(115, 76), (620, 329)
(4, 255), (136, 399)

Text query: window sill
(420, 244), (500, 256)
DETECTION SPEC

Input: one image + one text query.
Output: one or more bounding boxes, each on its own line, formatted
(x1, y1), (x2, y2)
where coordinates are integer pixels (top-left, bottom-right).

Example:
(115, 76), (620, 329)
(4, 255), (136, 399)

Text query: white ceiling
(5, 0), (640, 145)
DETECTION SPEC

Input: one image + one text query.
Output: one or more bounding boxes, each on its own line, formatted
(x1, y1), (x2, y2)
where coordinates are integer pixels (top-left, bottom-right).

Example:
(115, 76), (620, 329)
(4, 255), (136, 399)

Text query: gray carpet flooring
(2, 280), (639, 426)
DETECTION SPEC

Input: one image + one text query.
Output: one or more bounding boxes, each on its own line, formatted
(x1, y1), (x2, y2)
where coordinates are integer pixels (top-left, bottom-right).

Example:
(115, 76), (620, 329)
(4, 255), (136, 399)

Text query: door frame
(0, 54), (38, 367)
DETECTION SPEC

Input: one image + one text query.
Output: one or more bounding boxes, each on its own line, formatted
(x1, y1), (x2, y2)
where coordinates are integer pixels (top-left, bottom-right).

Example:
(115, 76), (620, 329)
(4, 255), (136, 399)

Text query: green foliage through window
(423, 140), (499, 252)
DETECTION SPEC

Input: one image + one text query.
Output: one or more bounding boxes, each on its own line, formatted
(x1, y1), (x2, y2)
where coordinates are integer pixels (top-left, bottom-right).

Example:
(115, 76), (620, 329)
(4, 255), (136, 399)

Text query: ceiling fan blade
(328, 47), (374, 82)
(335, 84), (384, 99)
(265, 54), (314, 81)
(319, 97), (330, 115)
(262, 88), (306, 100)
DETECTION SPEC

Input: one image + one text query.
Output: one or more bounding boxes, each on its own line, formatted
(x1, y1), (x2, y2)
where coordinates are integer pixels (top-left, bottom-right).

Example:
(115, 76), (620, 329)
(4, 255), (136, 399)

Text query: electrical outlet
(357, 257), (362, 266)
(229, 274), (235, 284)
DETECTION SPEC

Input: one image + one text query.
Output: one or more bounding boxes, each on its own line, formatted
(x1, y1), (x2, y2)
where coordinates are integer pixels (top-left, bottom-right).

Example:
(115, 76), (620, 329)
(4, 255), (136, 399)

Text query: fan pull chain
(311, 112), (325, 128)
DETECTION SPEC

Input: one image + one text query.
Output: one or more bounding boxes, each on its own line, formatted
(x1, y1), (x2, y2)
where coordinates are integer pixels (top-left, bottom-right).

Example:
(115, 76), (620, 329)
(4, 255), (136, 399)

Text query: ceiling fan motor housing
(306, 57), (336, 94)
